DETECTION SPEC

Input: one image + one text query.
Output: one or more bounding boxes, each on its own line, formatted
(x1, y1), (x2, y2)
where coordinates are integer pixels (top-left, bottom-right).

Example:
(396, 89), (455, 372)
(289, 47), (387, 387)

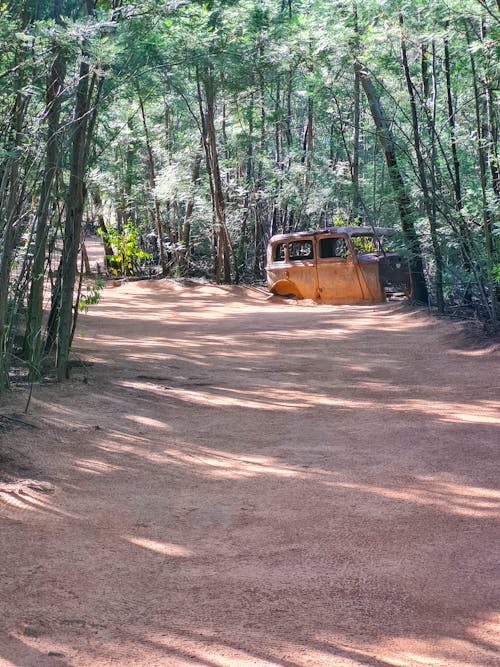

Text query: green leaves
(99, 223), (152, 277)
(78, 279), (105, 313)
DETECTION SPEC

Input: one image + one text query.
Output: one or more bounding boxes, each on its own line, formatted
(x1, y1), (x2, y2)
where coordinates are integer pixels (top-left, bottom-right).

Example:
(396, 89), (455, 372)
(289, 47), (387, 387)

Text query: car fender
(269, 279), (303, 299)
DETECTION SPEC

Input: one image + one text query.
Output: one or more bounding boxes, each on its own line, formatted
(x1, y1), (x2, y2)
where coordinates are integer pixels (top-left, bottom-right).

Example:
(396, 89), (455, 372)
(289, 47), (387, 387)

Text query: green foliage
(98, 222), (151, 277)
(78, 279), (105, 313)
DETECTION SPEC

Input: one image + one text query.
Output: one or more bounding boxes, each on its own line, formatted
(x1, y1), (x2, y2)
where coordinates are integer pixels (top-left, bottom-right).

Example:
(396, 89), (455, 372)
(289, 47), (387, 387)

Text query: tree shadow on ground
(1, 283), (498, 666)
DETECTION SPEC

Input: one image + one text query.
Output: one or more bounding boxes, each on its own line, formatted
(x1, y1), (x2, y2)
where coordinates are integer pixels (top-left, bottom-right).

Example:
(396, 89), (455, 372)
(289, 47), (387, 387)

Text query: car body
(266, 226), (409, 304)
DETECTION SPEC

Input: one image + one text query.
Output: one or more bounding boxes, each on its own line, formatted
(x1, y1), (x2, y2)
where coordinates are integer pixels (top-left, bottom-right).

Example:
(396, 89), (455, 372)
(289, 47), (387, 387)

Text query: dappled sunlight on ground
(73, 457), (128, 475)
(333, 477), (500, 518)
(125, 414), (171, 429)
(116, 375), (499, 429)
(0, 485), (80, 521)
(157, 446), (304, 479)
(124, 536), (194, 557)
(1, 280), (498, 666)
(402, 398), (500, 424)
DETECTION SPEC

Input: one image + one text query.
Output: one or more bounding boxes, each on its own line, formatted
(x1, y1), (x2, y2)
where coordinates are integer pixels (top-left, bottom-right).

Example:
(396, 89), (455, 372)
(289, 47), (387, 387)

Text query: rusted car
(266, 226), (409, 304)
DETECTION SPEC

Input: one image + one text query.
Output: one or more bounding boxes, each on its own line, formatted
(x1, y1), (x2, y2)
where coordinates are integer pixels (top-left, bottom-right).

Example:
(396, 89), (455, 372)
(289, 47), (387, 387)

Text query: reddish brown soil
(0, 279), (499, 667)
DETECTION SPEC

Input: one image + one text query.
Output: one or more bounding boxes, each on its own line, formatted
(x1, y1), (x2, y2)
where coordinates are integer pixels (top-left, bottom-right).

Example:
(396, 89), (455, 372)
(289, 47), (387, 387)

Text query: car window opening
(289, 240), (314, 260)
(274, 243), (286, 262)
(319, 237), (349, 259)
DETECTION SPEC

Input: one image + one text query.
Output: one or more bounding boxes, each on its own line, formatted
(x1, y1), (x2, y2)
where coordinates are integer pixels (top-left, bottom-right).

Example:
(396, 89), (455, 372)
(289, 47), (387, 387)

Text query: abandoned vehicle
(266, 226), (410, 304)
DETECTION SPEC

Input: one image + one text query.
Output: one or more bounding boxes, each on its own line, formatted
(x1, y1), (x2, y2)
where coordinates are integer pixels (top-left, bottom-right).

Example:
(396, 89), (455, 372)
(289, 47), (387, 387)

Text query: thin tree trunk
(352, 68), (361, 218)
(400, 19), (444, 312)
(238, 92), (254, 275)
(0, 64), (29, 387)
(421, 43), (430, 100)
(81, 241), (91, 274)
(467, 20), (498, 323)
(303, 94), (313, 188)
(23, 0), (66, 377)
(485, 86), (500, 200)
(138, 94), (168, 276)
(195, 68), (217, 277)
(253, 47), (266, 278)
(272, 78), (282, 237)
(442, 27), (478, 305)
(56, 55), (91, 380)
(202, 70), (234, 283)
(352, 2), (361, 219)
(356, 60), (429, 303)
(444, 30), (462, 209)
(428, 42), (445, 313)
(179, 150), (202, 275)
(92, 187), (115, 272)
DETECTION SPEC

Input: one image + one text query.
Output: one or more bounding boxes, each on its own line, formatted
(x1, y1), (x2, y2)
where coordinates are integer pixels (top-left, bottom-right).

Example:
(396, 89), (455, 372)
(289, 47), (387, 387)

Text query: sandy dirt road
(0, 280), (499, 667)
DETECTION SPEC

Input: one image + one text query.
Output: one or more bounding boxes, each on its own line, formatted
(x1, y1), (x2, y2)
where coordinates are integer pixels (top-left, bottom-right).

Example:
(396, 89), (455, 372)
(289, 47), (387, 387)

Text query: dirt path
(0, 280), (499, 667)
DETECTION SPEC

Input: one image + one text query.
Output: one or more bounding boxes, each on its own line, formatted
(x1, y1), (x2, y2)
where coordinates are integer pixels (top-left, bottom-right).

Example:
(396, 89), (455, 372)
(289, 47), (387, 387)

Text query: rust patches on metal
(266, 226), (409, 304)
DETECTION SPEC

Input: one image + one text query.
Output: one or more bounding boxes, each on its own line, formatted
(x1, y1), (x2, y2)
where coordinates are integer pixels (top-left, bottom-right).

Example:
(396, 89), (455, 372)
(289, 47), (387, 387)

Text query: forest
(0, 0), (499, 388)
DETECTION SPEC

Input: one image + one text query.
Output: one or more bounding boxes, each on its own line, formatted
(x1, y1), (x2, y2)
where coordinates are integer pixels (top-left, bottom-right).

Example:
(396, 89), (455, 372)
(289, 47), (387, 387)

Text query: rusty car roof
(269, 226), (395, 244)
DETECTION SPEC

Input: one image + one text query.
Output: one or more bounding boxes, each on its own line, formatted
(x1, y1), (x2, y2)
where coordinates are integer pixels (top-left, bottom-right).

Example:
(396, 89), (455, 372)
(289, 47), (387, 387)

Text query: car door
(315, 234), (366, 303)
(285, 238), (318, 299)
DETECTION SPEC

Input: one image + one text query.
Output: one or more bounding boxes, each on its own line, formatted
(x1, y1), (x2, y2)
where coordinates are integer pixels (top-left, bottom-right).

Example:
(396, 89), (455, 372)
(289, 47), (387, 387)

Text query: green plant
(492, 264), (500, 284)
(97, 222), (151, 277)
(78, 278), (105, 313)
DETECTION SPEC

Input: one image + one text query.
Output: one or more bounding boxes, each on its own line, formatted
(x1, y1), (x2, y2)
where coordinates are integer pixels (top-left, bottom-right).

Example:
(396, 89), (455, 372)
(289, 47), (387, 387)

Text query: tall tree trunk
(485, 86), (500, 200)
(302, 94), (313, 188)
(356, 60), (429, 303)
(442, 27), (478, 305)
(0, 60), (29, 387)
(138, 94), (168, 276)
(480, 20), (500, 207)
(429, 42), (445, 313)
(253, 47), (266, 278)
(202, 70), (233, 283)
(400, 20), (444, 312)
(195, 68), (217, 277)
(55, 55), (91, 380)
(272, 77), (282, 237)
(352, 2), (361, 219)
(23, 0), (66, 378)
(281, 62), (294, 232)
(467, 21), (499, 323)
(421, 43), (430, 100)
(444, 30), (462, 210)
(92, 186), (115, 272)
(238, 92), (254, 275)
(352, 67), (361, 219)
(179, 150), (202, 275)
